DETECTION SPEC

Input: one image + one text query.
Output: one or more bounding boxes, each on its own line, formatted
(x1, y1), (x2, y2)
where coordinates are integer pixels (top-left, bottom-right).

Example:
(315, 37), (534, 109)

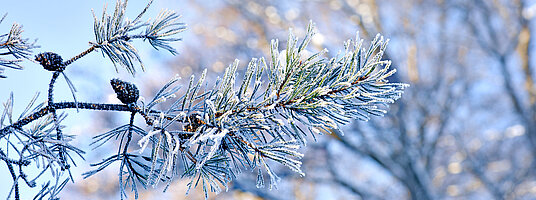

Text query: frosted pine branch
(136, 21), (408, 198)
(0, 14), (38, 78)
(64, 0), (186, 73)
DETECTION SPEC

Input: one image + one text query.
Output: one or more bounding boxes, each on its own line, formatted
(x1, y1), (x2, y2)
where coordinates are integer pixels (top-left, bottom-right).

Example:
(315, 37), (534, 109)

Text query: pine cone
(183, 113), (205, 133)
(110, 79), (139, 104)
(35, 52), (64, 71)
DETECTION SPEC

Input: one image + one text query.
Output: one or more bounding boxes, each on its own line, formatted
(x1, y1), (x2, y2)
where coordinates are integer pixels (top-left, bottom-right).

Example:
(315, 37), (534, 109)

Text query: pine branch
(0, 14), (39, 78)
(89, 0), (186, 75)
(57, 0), (185, 73)
(133, 21), (408, 198)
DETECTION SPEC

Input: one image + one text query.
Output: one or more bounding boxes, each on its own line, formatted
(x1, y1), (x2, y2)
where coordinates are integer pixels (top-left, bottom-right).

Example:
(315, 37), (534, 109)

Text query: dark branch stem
(62, 46), (96, 67)
(47, 72), (69, 170)
(53, 110), (69, 170)
(128, 34), (149, 40)
(0, 102), (139, 138)
(123, 112), (136, 154)
(61, 34), (149, 68)
(48, 72), (60, 103)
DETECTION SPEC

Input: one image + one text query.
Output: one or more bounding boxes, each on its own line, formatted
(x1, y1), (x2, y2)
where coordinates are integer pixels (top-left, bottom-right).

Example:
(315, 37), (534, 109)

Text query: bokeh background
(2, 0), (536, 199)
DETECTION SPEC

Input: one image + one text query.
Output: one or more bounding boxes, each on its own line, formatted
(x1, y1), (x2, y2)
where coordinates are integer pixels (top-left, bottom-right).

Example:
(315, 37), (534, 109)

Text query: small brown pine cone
(35, 52), (64, 71)
(110, 78), (139, 104)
